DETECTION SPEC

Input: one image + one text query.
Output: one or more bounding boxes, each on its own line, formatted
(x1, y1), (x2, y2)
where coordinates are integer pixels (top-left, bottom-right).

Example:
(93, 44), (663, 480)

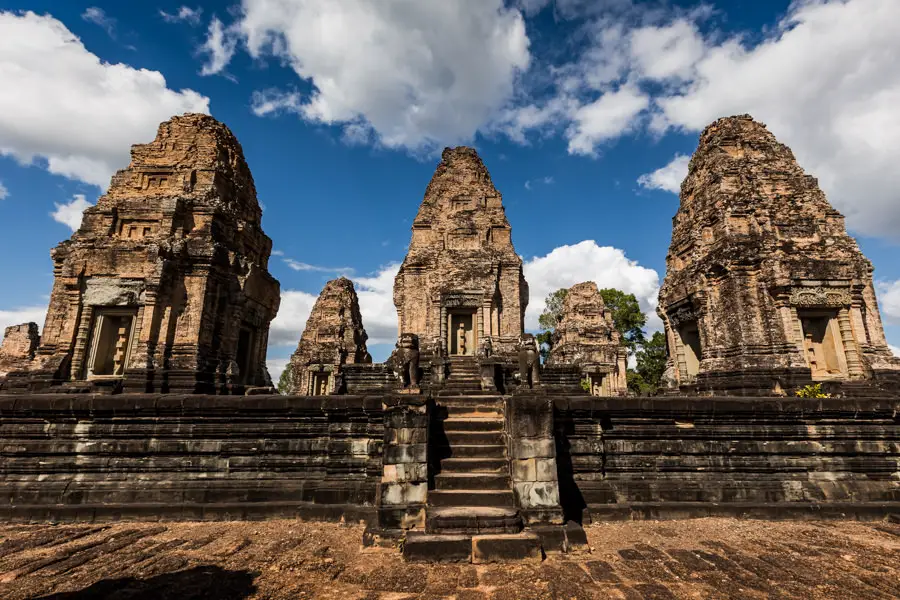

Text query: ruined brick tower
(546, 282), (627, 395)
(285, 277), (371, 395)
(393, 147), (528, 359)
(15, 114), (281, 394)
(658, 115), (900, 394)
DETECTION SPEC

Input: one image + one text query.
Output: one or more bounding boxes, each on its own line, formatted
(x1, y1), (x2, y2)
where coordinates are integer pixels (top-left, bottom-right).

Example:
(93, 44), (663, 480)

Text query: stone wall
(555, 396), (900, 521)
(0, 323), (39, 379)
(1, 393), (897, 524)
(0, 394), (383, 522)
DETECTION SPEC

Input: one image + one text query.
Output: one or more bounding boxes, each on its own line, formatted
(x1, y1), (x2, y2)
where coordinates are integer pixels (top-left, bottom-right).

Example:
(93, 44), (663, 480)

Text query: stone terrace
(0, 518), (898, 599)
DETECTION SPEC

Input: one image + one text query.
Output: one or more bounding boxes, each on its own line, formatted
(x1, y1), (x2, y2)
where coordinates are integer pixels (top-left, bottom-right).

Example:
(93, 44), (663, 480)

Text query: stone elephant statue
(393, 333), (420, 388)
(518, 334), (541, 389)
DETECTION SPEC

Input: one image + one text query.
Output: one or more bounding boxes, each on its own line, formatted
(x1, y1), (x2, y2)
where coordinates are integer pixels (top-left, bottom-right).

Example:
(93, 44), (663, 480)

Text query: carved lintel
(789, 286), (851, 308)
(668, 306), (699, 327)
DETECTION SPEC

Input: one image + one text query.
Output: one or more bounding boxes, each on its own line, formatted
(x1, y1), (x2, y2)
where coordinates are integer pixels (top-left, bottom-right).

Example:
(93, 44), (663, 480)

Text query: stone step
(435, 472), (510, 490)
(438, 390), (503, 398)
(439, 457), (508, 473)
(434, 444), (506, 459)
(472, 533), (542, 564)
(428, 489), (515, 507)
(442, 431), (504, 445)
(403, 532), (542, 563)
(440, 418), (503, 432)
(443, 406), (504, 419)
(426, 506), (522, 535)
(403, 533), (471, 563)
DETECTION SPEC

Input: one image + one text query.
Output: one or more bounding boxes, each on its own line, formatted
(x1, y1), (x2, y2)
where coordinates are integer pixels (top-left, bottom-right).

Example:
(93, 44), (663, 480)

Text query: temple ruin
(0, 323), (39, 380)
(546, 282), (627, 395)
(285, 277), (371, 395)
(0, 116), (898, 565)
(659, 115), (900, 394)
(393, 146), (528, 362)
(8, 114), (280, 394)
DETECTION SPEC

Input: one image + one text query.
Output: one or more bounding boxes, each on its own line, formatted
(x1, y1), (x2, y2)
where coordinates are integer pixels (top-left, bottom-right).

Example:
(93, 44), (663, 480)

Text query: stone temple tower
(393, 147), (528, 360)
(658, 115), (900, 394)
(285, 277), (371, 395)
(13, 114), (281, 394)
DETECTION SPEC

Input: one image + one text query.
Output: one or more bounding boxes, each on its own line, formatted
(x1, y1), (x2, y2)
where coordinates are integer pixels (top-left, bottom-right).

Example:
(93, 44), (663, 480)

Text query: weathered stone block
(381, 482), (428, 505)
(512, 438), (556, 460)
(383, 443), (427, 465)
(514, 482), (561, 509)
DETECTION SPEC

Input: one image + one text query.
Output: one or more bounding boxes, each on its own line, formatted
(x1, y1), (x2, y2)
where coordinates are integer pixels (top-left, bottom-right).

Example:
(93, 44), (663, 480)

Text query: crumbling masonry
(6, 114), (280, 394)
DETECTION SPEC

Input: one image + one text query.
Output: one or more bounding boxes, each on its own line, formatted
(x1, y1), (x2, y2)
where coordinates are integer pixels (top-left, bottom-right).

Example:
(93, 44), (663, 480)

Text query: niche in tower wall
(677, 321), (702, 381)
(310, 370), (330, 395)
(235, 327), (255, 385)
(587, 373), (607, 396)
(85, 308), (137, 379)
(798, 309), (848, 379)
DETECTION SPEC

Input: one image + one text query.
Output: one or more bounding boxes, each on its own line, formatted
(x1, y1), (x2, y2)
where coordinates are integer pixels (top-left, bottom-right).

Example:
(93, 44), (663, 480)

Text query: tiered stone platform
(0, 390), (897, 563)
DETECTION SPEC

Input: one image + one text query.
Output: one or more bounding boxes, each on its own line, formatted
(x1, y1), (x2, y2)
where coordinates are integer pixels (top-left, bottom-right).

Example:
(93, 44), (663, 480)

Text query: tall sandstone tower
(285, 277), (371, 395)
(659, 115), (900, 394)
(16, 114), (280, 394)
(393, 147), (528, 359)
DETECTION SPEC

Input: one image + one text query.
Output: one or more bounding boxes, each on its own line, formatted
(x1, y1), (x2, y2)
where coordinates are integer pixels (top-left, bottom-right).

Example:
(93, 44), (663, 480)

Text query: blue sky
(1, 0), (899, 379)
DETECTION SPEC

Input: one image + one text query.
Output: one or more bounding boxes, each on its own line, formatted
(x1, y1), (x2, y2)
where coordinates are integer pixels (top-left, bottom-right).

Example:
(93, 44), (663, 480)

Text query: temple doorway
(799, 310), (846, 378)
(677, 321), (702, 379)
(449, 311), (476, 356)
(85, 308), (137, 379)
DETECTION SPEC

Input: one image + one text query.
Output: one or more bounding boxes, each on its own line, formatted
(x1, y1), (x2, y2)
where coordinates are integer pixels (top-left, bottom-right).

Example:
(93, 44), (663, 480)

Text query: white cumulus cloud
(889, 345), (900, 358)
(268, 289), (318, 347)
(208, 0), (530, 151)
(523, 240), (661, 333)
(51, 194), (93, 232)
(637, 153), (690, 193)
(199, 16), (237, 77)
(650, 0), (900, 239)
(875, 279), (900, 325)
(0, 11), (209, 188)
(0, 181), (8, 200)
(266, 357), (289, 383)
(356, 263), (401, 346)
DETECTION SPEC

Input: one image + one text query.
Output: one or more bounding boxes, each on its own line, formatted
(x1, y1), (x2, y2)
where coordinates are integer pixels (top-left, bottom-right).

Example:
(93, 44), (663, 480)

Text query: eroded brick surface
(1, 518), (897, 599)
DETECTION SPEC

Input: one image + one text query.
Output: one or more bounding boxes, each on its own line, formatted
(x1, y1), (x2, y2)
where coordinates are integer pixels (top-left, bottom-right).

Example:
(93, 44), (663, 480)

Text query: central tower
(393, 147), (528, 358)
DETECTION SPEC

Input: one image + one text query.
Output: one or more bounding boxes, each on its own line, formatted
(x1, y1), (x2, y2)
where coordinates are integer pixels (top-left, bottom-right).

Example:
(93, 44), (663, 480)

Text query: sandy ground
(0, 517), (898, 599)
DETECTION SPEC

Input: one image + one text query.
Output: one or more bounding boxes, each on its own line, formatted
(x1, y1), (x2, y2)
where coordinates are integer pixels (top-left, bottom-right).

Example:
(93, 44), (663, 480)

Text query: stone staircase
(403, 356), (542, 562)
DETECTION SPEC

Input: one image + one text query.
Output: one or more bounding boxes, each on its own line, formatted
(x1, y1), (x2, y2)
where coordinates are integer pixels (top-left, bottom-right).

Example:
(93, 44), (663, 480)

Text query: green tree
(538, 288), (568, 332)
(277, 367), (292, 395)
(537, 289), (568, 362)
(598, 288), (647, 353)
(634, 331), (667, 392)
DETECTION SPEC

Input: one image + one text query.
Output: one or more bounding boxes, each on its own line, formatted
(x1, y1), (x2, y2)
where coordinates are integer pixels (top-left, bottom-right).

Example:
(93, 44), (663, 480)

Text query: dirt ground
(0, 517), (898, 599)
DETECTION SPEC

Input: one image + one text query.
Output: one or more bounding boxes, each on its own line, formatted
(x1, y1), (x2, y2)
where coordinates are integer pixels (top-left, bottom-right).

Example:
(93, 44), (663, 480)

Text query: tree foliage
(629, 331), (667, 395)
(276, 367), (292, 395)
(537, 288), (568, 362)
(538, 288), (568, 332)
(598, 288), (646, 352)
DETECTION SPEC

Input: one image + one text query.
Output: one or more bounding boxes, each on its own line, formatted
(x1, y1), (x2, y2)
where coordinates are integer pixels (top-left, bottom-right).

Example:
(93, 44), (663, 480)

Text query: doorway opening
(798, 310), (846, 378)
(86, 309), (137, 379)
(677, 321), (702, 380)
(448, 311), (476, 356)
